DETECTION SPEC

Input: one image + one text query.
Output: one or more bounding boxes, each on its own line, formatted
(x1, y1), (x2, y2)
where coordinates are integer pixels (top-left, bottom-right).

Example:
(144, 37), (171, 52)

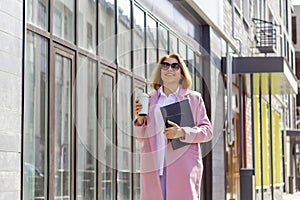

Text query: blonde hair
(149, 53), (192, 90)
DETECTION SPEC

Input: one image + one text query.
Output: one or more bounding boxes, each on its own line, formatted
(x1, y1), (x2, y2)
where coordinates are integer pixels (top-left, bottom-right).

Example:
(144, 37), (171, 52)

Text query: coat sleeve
(179, 92), (213, 143)
(133, 117), (149, 144)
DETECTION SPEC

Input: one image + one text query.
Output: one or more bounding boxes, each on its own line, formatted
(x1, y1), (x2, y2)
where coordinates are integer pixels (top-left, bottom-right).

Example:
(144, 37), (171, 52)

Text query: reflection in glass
(169, 33), (178, 53)
(54, 54), (72, 199)
(24, 31), (48, 200)
(53, 0), (75, 43)
(146, 15), (157, 78)
(158, 25), (168, 59)
(118, 0), (131, 70)
(27, 0), (49, 30)
(187, 47), (195, 90)
(77, 55), (98, 200)
(179, 40), (186, 60)
(101, 74), (115, 200)
(133, 6), (145, 77)
(117, 73), (132, 199)
(195, 53), (203, 93)
(133, 88), (143, 200)
(100, 0), (116, 62)
(78, 0), (97, 53)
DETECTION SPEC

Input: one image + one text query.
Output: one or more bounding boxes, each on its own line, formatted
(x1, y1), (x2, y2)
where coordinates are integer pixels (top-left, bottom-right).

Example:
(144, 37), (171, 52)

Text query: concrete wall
(0, 0), (23, 199)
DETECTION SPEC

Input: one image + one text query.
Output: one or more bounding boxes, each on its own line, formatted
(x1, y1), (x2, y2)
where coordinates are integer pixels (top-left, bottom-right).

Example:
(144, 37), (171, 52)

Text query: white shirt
(155, 86), (180, 175)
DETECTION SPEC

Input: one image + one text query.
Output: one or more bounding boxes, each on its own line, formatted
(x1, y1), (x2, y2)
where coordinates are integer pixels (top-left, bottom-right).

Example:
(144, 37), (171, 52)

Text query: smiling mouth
(164, 73), (175, 76)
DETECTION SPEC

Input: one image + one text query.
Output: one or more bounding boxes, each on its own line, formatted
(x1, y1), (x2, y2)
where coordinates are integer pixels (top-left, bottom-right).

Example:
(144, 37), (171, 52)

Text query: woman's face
(160, 57), (182, 86)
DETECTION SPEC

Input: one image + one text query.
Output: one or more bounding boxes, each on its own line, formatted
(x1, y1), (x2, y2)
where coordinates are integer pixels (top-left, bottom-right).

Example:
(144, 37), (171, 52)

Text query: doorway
(226, 112), (241, 200)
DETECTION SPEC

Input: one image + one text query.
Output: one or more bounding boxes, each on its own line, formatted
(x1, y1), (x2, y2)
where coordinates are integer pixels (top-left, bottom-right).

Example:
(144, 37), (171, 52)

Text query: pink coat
(133, 87), (213, 200)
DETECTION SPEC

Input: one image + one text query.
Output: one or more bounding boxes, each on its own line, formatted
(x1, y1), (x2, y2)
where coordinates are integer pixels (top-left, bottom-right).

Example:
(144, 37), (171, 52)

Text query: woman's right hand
(134, 99), (145, 126)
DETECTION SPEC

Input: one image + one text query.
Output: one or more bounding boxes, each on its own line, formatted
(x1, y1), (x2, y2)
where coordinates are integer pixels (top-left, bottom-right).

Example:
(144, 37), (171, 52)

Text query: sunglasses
(160, 62), (181, 71)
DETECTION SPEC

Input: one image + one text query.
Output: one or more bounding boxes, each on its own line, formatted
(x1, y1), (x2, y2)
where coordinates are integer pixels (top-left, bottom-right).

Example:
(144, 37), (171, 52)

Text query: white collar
(158, 85), (180, 97)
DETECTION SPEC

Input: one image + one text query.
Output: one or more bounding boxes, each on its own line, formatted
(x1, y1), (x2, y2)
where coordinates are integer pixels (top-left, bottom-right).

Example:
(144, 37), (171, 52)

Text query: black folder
(160, 99), (195, 150)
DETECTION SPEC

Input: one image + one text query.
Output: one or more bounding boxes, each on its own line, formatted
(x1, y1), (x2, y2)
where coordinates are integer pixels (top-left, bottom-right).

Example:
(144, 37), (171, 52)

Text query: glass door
(100, 69), (116, 200)
(49, 46), (74, 200)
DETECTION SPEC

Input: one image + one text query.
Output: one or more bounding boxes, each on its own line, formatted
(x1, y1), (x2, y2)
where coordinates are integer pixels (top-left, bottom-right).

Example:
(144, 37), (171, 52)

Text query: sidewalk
(282, 191), (300, 200)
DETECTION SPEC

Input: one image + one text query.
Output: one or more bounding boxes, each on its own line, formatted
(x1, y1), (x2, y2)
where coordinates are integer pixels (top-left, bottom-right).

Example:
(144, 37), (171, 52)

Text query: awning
(222, 57), (298, 95)
(287, 129), (300, 137)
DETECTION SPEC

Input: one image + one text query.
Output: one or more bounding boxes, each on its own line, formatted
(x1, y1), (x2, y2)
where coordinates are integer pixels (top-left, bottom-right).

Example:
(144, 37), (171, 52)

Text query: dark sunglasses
(160, 62), (181, 71)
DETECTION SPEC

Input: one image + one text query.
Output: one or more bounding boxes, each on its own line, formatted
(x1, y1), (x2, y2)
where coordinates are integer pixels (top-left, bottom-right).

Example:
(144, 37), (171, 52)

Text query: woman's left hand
(164, 120), (185, 139)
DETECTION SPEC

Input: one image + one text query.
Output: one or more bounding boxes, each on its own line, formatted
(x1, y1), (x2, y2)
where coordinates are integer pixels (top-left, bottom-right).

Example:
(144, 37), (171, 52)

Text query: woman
(133, 53), (212, 200)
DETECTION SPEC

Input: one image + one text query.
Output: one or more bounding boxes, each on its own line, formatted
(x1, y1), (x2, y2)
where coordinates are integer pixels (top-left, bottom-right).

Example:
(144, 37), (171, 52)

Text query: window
(243, 0), (250, 22)
(27, 0), (49, 30)
(77, 55), (98, 200)
(146, 15), (157, 78)
(87, 23), (93, 49)
(158, 25), (168, 58)
(234, 0), (241, 10)
(187, 47), (195, 90)
(133, 5), (146, 78)
(53, 0), (75, 43)
(100, 0), (116, 62)
(117, 73), (133, 199)
(292, 16), (297, 44)
(169, 32), (178, 54)
(24, 31), (48, 200)
(53, 53), (72, 199)
(118, 0), (132, 70)
(79, 0), (97, 52)
(101, 73), (115, 199)
(179, 40), (187, 61)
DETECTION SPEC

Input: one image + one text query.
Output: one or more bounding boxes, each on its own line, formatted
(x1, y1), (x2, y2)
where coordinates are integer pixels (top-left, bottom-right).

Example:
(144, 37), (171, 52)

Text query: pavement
(282, 191), (300, 200)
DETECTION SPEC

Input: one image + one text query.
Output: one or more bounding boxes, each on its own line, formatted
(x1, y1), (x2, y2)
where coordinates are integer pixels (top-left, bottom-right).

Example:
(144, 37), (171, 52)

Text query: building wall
(0, 0), (23, 199)
(294, 5), (300, 51)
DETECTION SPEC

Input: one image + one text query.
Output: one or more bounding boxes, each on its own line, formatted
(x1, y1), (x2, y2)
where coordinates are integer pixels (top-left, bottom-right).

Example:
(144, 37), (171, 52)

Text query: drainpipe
(231, 0), (242, 166)
(227, 0), (243, 146)
(226, 46), (234, 145)
(231, 1), (242, 56)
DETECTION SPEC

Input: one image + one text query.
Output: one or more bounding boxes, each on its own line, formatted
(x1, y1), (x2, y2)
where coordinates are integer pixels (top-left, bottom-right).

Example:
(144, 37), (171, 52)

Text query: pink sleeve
(133, 117), (149, 144)
(179, 94), (213, 143)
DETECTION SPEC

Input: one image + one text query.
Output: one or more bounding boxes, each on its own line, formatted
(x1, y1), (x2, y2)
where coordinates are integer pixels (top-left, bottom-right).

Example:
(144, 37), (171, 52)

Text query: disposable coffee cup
(137, 93), (150, 116)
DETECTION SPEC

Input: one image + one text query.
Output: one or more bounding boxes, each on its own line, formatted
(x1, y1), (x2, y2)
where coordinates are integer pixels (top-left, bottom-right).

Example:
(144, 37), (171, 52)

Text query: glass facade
(77, 55), (98, 200)
(100, 0), (116, 62)
(53, 53), (72, 199)
(53, 0), (75, 43)
(27, 0), (48, 30)
(133, 5), (146, 78)
(24, 31), (48, 200)
(117, 73), (132, 199)
(78, 0), (97, 52)
(101, 73), (115, 199)
(23, 1), (205, 199)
